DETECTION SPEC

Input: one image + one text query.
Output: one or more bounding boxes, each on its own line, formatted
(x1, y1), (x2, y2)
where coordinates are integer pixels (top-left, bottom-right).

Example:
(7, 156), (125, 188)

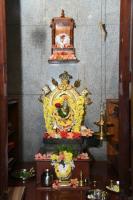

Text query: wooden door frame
(119, 0), (132, 196)
(131, 0), (133, 196)
(0, 0), (8, 197)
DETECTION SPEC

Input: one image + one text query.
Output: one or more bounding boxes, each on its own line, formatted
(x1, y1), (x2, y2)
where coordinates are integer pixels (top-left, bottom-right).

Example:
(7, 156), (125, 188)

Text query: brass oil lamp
(94, 110), (112, 141)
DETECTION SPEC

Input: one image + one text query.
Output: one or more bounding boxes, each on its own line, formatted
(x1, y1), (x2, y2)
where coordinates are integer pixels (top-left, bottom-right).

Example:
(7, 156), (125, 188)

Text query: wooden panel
(106, 99), (119, 156)
(106, 99), (119, 173)
(119, 0), (131, 195)
(0, 0), (8, 198)
(8, 98), (19, 172)
(131, 0), (133, 196)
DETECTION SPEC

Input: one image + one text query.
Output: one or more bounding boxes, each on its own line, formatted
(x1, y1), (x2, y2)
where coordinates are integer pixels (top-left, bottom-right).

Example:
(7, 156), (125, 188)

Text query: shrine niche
(48, 10), (79, 63)
(39, 71), (92, 139)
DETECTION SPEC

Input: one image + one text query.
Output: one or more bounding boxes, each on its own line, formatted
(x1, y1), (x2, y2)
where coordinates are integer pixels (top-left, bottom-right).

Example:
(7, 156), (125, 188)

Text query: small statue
(81, 88), (89, 97)
(74, 79), (81, 88)
(42, 85), (51, 96)
(59, 71), (72, 83)
(52, 78), (58, 87)
(39, 85), (51, 102)
(81, 88), (92, 105)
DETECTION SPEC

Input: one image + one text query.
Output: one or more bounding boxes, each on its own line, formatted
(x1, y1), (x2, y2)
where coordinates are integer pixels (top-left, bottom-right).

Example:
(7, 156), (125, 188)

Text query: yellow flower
(51, 154), (58, 161)
(64, 151), (73, 162)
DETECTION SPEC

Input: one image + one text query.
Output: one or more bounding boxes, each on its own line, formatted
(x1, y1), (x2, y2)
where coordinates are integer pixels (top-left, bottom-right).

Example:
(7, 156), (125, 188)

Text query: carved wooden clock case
(48, 10), (79, 64)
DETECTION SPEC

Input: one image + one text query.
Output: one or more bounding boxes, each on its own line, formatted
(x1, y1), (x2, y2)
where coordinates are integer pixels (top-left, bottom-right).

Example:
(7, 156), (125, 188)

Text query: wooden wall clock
(48, 10), (79, 64)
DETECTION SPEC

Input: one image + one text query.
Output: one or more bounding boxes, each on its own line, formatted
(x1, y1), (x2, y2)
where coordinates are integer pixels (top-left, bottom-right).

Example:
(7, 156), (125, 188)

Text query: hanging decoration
(94, 1), (111, 141)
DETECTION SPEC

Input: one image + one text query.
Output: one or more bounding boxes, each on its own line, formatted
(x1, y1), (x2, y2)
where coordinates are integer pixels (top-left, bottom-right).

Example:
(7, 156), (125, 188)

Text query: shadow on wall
(31, 29), (46, 48)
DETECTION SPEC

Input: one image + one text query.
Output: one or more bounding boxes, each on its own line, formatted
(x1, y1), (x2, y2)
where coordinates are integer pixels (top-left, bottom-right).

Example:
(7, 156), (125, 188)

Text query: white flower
(58, 164), (68, 172)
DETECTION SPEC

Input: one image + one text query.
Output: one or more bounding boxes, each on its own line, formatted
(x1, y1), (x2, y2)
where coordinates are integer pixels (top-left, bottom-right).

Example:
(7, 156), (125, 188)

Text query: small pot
(41, 169), (53, 187)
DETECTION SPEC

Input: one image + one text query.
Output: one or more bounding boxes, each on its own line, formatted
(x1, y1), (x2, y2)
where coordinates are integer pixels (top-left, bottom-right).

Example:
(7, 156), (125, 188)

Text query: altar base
(36, 159), (90, 184)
